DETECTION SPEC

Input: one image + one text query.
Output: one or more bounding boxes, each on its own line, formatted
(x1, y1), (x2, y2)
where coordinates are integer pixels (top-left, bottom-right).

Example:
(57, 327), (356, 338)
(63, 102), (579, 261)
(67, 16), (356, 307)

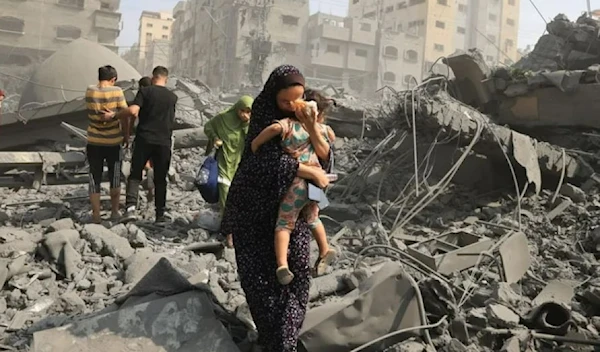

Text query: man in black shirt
(104, 66), (178, 224)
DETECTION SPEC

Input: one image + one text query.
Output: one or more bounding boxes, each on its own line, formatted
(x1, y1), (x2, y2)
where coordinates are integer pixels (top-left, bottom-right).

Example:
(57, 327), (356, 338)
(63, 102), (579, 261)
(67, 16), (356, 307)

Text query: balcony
(94, 10), (121, 31)
(315, 23), (350, 42)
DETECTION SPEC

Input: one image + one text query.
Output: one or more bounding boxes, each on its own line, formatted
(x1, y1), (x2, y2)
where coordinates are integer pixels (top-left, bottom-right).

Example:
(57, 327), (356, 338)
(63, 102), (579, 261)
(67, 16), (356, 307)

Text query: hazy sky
(117, 0), (599, 51)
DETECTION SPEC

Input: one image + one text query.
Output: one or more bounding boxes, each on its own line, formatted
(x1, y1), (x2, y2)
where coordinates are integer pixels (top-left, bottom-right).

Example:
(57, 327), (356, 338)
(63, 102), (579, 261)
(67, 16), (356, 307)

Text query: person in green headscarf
(204, 95), (253, 246)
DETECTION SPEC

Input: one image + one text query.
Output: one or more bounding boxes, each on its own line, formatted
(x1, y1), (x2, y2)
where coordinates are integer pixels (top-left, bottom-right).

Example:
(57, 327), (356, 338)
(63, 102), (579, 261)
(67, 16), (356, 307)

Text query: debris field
(3, 13), (600, 352)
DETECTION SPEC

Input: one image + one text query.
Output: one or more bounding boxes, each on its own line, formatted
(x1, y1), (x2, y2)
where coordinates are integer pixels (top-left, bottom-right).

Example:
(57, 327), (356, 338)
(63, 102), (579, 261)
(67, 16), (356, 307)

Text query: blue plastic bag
(195, 149), (219, 204)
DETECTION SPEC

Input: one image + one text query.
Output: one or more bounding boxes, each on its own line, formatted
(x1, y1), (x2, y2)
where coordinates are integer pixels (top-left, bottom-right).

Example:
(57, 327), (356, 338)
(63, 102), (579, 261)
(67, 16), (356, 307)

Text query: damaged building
(5, 8), (600, 352)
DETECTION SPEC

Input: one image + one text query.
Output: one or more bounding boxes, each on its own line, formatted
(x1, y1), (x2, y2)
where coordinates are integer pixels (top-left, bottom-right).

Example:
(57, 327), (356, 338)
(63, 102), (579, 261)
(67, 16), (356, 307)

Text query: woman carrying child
(251, 89), (337, 285)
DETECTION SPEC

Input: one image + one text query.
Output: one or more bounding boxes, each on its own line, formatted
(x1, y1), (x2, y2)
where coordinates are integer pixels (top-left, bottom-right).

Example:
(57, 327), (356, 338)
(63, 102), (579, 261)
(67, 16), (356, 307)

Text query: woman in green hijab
(204, 95), (253, 246)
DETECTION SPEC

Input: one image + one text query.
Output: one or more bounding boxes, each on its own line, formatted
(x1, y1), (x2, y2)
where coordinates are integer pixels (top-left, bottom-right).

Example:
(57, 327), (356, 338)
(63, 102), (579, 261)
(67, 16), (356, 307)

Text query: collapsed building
(4, 13), (600, 352)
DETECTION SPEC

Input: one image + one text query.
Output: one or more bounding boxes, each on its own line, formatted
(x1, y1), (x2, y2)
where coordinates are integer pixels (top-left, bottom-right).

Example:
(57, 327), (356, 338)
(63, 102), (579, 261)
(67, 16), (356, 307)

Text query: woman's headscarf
(216, 95), (254, 133)
(246, 65), (305, 142)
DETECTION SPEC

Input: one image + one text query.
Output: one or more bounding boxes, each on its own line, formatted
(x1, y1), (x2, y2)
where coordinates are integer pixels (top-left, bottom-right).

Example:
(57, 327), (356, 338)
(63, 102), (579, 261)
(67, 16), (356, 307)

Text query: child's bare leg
(275, 229), (291, 268)
(306, 204), (336, 276)
(311, 222), (330, 258)
(275, 229), (294, 285)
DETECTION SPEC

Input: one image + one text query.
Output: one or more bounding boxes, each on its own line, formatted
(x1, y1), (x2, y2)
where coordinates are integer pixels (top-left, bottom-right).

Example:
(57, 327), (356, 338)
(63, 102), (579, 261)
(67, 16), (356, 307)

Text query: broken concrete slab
(0, 228), (41, 257)
(532, 280), (576, 306)
(31, 290), (240, 352)
(498, 232), (531, 284)
(498, 84), (600, 130)
(43, 229), (81, 279)
(416, 90), (594, 183)
(407, 231), (494, 275)
(443, 50), (492, 109)
(81, 224), (134, 260)
(299, 262), (422, 351)
(486, 304), (520, 328)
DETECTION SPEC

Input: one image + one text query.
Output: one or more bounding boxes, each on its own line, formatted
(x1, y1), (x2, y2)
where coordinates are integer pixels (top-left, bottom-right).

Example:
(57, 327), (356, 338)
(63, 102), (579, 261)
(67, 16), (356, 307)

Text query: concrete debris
(5, 18), (600, 351)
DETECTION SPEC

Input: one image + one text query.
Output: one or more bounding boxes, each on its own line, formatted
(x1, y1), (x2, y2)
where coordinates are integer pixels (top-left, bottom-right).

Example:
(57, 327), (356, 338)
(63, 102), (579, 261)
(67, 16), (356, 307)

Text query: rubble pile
(515, 14), (600, 72)
(5, 14), (600, 351)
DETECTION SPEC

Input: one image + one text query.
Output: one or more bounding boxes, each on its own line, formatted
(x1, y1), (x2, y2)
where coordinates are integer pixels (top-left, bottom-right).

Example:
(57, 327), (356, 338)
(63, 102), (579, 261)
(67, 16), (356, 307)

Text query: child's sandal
(314, 249), (337, 277)
(276, 266), (294, 285)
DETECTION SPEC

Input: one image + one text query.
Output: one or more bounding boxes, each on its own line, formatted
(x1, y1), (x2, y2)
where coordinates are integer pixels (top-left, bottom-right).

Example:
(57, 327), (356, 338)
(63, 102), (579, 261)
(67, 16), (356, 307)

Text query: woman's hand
(298, 164), (329, 188)
(312, 168), (330, 188)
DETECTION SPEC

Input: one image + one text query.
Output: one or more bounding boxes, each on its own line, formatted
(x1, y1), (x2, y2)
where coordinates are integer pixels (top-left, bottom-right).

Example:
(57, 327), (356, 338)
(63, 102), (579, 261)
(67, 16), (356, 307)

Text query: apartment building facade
(348, 0), (520, 74)
(0, 0), (122, 66)
(171, 0), (310, 88)
(305, 13), (423, 94)
(136, 11), (173, 72)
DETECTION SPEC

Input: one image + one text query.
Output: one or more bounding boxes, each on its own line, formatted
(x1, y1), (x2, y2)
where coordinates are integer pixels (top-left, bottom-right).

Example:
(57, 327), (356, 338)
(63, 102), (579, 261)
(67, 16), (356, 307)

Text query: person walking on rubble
(203, 95), (253, 247)
(220, 65), (331, 351)
(137, 76), (157, 203)
(104, 66), (178, 224)
(85, 65), (129, 223)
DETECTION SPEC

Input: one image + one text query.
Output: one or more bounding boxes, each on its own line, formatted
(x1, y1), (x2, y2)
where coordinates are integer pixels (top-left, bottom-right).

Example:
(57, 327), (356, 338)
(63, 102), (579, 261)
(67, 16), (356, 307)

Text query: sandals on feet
(314, 249), (337, 277)
(276, 266), (294, 285)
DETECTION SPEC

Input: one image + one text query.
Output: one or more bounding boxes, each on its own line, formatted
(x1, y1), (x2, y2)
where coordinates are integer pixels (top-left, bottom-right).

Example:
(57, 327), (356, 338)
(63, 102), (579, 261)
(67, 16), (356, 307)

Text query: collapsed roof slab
(498, 83), (600, 129)
(418, 91), (594, 184)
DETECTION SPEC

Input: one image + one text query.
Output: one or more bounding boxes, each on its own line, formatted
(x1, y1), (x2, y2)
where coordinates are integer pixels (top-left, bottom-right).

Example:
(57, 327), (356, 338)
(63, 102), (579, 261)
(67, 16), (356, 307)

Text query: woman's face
(276, 85), (304, 112)
(237, 107), (251, 123)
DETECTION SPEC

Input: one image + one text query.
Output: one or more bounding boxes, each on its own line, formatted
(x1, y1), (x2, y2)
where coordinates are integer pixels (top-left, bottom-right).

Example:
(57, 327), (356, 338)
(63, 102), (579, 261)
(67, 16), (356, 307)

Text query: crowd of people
(85, 63), (337, 351)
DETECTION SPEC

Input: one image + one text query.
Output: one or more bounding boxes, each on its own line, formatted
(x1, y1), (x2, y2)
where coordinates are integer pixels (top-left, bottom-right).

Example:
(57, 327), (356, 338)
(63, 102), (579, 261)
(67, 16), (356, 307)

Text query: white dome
(19, 38), (140, 108)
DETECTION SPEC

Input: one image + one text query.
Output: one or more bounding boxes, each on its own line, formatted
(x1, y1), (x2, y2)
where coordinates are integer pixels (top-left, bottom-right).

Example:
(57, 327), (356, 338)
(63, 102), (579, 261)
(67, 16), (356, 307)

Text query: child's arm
(251, 123), (283, 153)
(308, 124), (332, 160)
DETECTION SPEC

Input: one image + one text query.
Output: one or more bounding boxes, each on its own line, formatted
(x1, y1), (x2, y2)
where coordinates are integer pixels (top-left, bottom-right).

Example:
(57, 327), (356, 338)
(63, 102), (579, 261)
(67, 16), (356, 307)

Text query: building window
(404, 75), (413, 84)
(507, 18), (515, 26)
(435, 21), (445, 29)
(489, 13), (497, 21)
(355, 48), (368, 57)
(434, 43), (444, 51)
(353, 0), (359, 3)
(100, 2), (110, 10)
(404, 49), (418, 62)
(364, 11), (376, 19)
(163, 25), (169, 30)
(146, 33), (152, 40)
(282, 15), (299, 26)
(326, 44), (340, 53)
(383, 72), (396, 82)
(397, 2), (407, 9)
(506, 39), (514, 47)
(486, 55), (494, 62)
(409, 0), (425, 5)
(408, 20), (425, 28)
(457, 26), (466, 34)
(57, 0), (84, 9)
(508, 0), (515, 4)
(360, 23), (371, 31)
(56, 25), (81, 40)
(280, 43), (298, 54)
(0, 16), (24, 33)
(458, 4), (467, 12)
(386, 5), (393, 12)
(437, 0), (448, 4)
(162, 35), (168, 39)
(383, 45), (398, 58)
(147, 23), (153, 28)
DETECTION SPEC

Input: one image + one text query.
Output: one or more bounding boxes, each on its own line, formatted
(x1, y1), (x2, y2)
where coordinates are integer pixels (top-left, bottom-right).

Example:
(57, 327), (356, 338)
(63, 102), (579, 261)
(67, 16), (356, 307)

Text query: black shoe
(120, 206), (138, 223)
(155, 212), (173, 225)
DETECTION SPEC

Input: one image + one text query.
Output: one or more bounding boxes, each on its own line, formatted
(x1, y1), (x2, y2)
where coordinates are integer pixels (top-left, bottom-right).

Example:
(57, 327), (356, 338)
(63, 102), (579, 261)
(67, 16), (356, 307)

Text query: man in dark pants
(104, 66), (178, 224)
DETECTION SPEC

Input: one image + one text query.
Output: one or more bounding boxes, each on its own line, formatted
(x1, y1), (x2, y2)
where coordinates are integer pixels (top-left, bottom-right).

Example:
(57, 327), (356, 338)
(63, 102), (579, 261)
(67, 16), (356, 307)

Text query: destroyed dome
(19, 38), (140, 108)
